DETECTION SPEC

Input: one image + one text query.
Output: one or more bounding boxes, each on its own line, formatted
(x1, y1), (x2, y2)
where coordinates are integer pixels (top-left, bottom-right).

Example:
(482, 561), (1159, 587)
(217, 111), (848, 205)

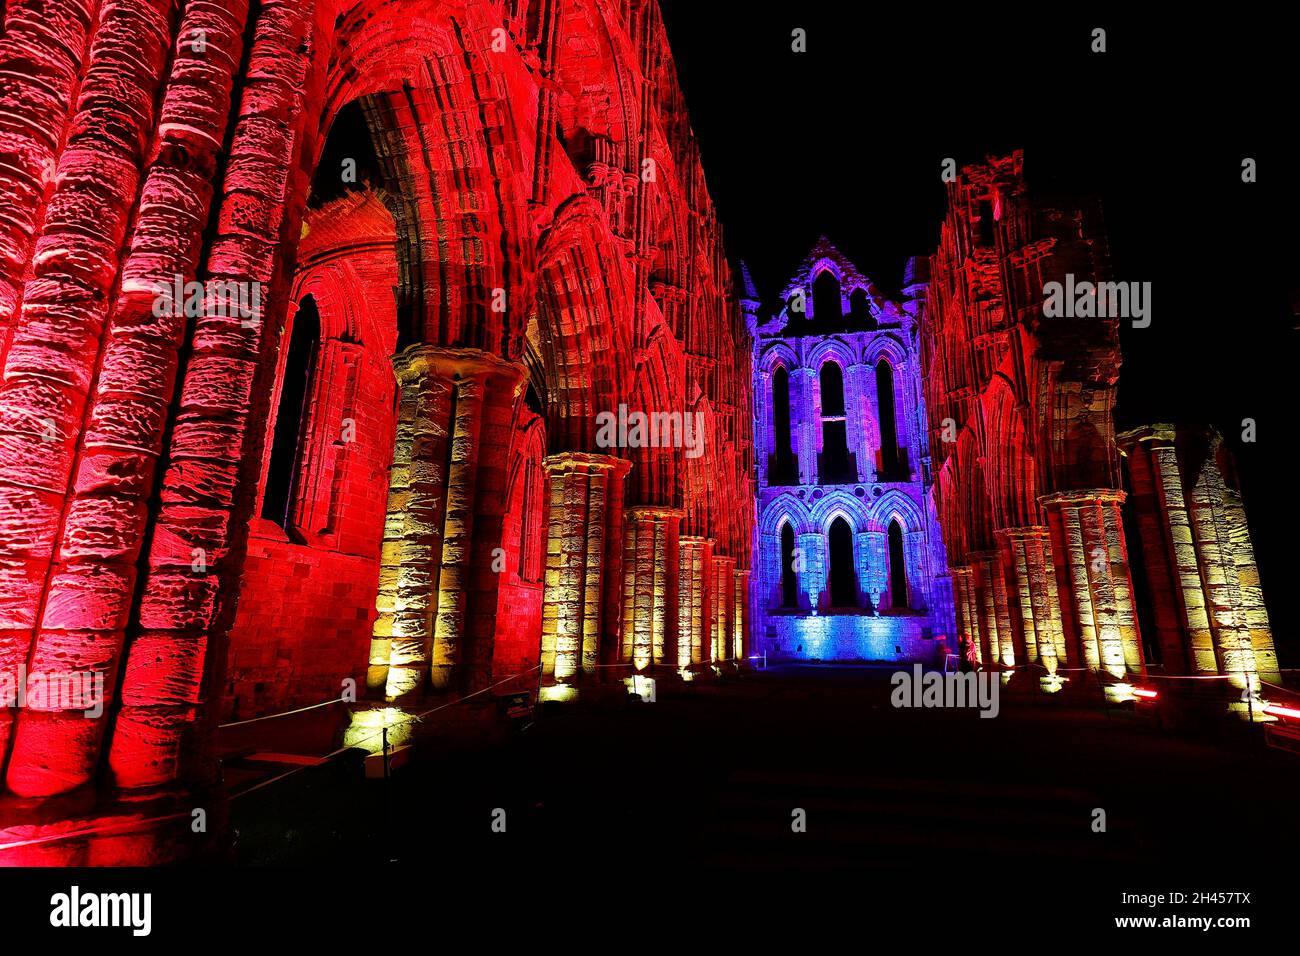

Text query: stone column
(797, 531), (825, 613)
(621, 506), (683, 670)
(367, 346), (521, 700)
(999, 527), (1068, 675)
(733, 567), (751, 660)
(678, 535), (713, 667)
(950, 566), (979, 666)
(539, 453), (631, 695)
(970, 551), (1011, 667)
(369, 349), (450, 700)
(1216, 480), (1279, 685)
(712, 554), (736, 661)
(1183, 443), (1280, 687)
(460, 358), (527, 691)
(1041, 489), (1144, 680)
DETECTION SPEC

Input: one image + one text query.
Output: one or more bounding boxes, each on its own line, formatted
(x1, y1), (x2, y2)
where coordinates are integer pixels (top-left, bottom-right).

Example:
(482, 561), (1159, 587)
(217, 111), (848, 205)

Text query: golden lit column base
(733, 567), (752, 662)
(621, 506), (684, 671)
(677, 535), (714, 673)
(969, 551), (1009, 669)
(366, 346), (451, 701)
(343, 704), (419, 754)
(950, 566), (979, 666)
(1000, 526), (1069, 678)
(539, 452), (632, 698)
(712, 554), (737, 664)
(1120, 425), (1282, 688)
(1041, 489), (1144, 682)
(1116, 427), (1198, 673)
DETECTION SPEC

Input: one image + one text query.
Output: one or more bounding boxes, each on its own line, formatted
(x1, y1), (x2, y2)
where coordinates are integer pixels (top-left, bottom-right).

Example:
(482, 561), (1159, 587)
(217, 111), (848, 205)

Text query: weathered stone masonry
(0, 0), (753, 860)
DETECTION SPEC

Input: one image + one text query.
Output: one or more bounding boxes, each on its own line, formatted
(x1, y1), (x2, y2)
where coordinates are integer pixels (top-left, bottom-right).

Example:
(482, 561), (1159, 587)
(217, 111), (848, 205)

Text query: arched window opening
(517, 457), (543, 582)
(771, 366), (796, 485)
(310, 99), (382, 207)
(888, 519), (908, 610)
(876, 358), (902, 478)
(819, 361), (854, 483)
(849, 288), (875, 328)
(812, 270), (842, 324)
(780, 522), (798, 609)
(977, 199), (995, 246)
(828, 517), (856, 609)
(262, 297), (320, 529)
(820, 360), (845, 416)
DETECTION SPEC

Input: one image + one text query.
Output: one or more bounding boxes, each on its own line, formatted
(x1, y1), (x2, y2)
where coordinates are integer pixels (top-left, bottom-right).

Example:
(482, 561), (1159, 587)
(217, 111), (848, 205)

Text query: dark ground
(228, 664), (1300, 927)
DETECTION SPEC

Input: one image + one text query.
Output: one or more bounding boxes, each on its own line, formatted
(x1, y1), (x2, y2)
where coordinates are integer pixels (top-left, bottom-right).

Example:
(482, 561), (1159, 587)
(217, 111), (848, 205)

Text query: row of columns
(951, 488), (1142, 682)
(366, 344), (751, 704)
(1119, 427), (1280, 688)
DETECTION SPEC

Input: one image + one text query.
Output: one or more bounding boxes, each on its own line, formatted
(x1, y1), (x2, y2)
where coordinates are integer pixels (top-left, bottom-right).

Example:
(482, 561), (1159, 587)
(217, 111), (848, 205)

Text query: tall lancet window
(780, 522), (798, 609)
(771, 366), (796, 485)
(812, 269), (841, 323)
(888, 519), (908, 610)
(828, 517), (857, 609)
(819, 361), (853, 483)
(262, 296), (320, 529)
(876, 358), (901, 478)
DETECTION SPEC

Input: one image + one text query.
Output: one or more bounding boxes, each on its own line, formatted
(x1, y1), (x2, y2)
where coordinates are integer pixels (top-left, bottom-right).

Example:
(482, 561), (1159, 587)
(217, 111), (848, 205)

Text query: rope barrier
(220, 696), (347, 728)
(0, 664), (545, 853)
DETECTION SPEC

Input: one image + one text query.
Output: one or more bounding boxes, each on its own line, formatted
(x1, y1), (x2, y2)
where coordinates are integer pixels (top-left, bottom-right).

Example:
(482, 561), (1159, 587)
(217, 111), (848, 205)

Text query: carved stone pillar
(368, 347), (452, 701)
(678, 535), (713, 666)
(621, 506), (683, 670)
(970, 551), (1011, 667)
(367, 346), (524, 701)
(733, 567), (751, 660)
(1120, 426), (1280, 688)
(539, 453), (631, 695)
(951, 566), (979, 666)
(999, 527), (1068, 675)
(1040, 489), (1144, 680)
(712, 554), (736, 661)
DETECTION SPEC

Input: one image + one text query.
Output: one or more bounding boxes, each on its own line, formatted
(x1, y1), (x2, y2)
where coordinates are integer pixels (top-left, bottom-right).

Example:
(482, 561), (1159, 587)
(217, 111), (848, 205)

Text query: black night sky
(659, 4), (1299, 648)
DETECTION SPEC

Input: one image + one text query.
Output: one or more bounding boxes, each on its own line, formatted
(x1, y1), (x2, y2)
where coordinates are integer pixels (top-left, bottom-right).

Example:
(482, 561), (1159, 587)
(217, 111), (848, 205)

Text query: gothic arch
(320, 3), (538, 354)
(530, 196), (636, 452)
(809, 491), (870, 534)
(807, 336), (856, 373)
(759, 341), (800, 376)
(811, 267), (843, 322)
(862, 334), (909, 368)
(868, 488), (926, 533)
(760, 492), (814, 538)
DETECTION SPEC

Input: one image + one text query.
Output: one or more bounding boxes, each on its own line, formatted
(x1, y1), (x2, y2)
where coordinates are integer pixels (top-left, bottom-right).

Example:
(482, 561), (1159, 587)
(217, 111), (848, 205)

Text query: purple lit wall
(746, 240), (956, 663)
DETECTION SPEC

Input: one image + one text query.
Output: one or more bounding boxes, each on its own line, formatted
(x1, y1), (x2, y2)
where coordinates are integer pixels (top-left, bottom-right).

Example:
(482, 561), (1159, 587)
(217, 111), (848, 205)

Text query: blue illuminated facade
(745, 239), (956, 663)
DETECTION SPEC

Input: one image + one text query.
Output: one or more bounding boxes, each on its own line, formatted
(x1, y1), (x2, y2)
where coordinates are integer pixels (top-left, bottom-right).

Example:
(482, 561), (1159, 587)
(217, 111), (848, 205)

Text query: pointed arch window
(770, 365), (796, 485)
(876, 358), (903, 478)
(888, 518), (908, 610)
(828, 516), (857, 609)
(849, 287), (875, 328)
(812, 270), (842, 324)
(819, 361), (854, 483)
(780, 522), (798, 609)
(262, 296), (320, 530)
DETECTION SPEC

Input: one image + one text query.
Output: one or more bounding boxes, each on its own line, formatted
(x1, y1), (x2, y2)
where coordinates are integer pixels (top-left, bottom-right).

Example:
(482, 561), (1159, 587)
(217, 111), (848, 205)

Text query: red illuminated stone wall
(0, 0), (753, 848)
